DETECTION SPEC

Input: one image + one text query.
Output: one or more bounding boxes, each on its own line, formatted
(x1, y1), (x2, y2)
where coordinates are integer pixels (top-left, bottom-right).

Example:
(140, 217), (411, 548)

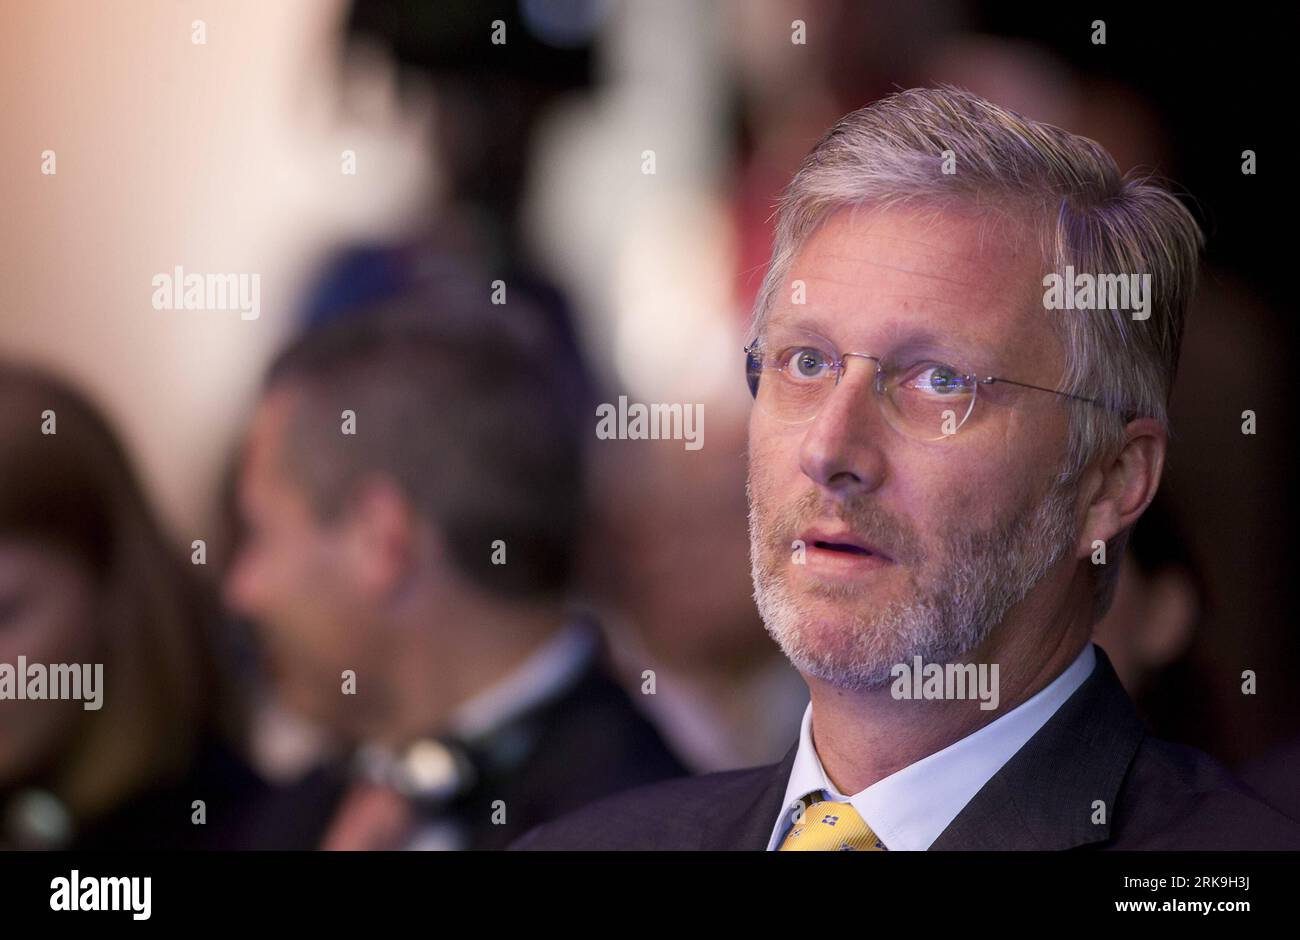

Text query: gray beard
(748, 476), (1078, 691)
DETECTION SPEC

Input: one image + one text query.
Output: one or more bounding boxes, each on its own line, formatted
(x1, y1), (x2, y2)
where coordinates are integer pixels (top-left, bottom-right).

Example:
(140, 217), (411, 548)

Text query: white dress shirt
(767, 642), (1097, 851)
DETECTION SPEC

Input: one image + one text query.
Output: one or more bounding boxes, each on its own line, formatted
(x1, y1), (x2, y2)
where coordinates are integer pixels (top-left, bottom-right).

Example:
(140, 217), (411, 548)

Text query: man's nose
(798, 362), (888, 499)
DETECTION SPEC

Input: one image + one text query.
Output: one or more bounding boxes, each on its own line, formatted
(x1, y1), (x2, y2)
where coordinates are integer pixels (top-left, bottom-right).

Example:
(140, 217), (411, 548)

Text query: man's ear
(340, 475), (421, 598)
(1077, 417), (1167, 558)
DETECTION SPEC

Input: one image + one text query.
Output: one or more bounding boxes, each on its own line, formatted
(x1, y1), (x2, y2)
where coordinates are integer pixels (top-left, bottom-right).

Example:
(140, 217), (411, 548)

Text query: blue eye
(785, 348), (832, 380)
(909, 364), (968, 395)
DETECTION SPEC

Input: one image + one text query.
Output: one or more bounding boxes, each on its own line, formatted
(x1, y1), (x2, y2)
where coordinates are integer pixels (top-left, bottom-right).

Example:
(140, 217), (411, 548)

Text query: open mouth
(797, 527), (895, 566)
(813, 540), (874, 556)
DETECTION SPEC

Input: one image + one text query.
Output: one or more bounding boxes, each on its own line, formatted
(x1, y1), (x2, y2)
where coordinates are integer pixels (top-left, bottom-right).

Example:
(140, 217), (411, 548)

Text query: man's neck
(371, 591), (568, 749)
(805, 592), (1093, 796)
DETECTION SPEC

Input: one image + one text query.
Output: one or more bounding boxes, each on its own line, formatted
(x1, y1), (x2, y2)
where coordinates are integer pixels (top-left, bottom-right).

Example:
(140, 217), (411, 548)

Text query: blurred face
(224, 389), (384, 732)
(748, 204), (1081, 691)
(1092, 555), (1197, 695)
(0, 541), (99, 787)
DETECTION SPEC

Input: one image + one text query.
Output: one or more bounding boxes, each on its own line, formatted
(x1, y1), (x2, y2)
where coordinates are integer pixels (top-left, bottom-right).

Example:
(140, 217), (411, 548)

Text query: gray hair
(750, 85), (1204, 619)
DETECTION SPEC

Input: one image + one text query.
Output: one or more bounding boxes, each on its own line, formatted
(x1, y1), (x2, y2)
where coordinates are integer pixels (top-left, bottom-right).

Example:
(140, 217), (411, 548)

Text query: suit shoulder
(509, 763), (777, 850)
(1113, 735), (1300, 849)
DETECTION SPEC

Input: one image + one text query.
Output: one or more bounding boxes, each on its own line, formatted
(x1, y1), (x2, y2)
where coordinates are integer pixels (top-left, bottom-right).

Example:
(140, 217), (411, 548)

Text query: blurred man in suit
(224, 275), (684, 849)
(513, 86), (1300, 850)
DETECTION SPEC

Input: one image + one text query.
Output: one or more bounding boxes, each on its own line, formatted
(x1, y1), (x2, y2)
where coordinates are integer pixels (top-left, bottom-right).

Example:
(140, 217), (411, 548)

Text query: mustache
(755, 486), (924, 566)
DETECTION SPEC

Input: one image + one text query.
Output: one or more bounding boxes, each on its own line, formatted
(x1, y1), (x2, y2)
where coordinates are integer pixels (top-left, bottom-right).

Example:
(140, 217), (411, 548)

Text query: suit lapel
(699, 740), (800, 850)
(930, 645), (1145, 850)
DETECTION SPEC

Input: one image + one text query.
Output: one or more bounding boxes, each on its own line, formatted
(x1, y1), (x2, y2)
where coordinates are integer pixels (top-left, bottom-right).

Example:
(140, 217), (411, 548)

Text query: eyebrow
(766, 314), (999, 372)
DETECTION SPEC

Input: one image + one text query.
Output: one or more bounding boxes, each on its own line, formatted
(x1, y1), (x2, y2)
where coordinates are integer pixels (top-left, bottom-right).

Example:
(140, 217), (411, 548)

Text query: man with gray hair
(513, 86), (1300, 850)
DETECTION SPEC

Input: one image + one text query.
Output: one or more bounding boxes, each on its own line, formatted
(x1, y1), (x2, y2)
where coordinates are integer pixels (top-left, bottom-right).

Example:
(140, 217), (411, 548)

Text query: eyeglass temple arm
(978, 376), (1128, 414)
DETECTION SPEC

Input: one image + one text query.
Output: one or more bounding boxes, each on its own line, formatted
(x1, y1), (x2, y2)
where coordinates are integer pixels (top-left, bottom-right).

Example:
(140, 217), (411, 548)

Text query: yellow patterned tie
(778, 790), (888, 851)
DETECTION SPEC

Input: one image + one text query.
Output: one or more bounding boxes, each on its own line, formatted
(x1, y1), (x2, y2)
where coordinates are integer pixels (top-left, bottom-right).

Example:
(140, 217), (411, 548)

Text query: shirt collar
(768, 642), (1097, 850)
(446, 616), (598, 744)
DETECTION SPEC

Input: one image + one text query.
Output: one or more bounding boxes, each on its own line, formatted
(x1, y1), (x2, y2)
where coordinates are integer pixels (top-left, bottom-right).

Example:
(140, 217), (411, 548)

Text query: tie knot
(778, 790), (888, 851)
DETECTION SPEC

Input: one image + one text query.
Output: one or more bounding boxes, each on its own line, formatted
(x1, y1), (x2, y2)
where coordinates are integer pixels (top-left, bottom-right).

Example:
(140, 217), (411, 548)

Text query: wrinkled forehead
(766, 204), (1055, 368)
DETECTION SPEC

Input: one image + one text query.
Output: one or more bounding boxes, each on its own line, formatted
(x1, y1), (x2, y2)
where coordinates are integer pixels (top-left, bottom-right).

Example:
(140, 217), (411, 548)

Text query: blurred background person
(287, 0), (810, 774)
(1092, 495), (1203, 720)
(0, 364), (265, 850)
(222, 272), (685, 850)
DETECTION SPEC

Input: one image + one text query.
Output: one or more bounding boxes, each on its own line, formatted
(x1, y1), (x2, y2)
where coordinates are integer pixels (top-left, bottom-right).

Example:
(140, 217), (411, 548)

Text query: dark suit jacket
(1, 732), (270, 850)
(1237, 734), (1300, 823)
(235, 647), (687, 850)
(511, 645), (1300, 850)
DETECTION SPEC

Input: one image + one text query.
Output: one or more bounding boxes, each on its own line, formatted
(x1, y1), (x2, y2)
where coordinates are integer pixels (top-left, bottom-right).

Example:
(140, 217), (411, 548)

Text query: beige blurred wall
(0, 0), (435, 537)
